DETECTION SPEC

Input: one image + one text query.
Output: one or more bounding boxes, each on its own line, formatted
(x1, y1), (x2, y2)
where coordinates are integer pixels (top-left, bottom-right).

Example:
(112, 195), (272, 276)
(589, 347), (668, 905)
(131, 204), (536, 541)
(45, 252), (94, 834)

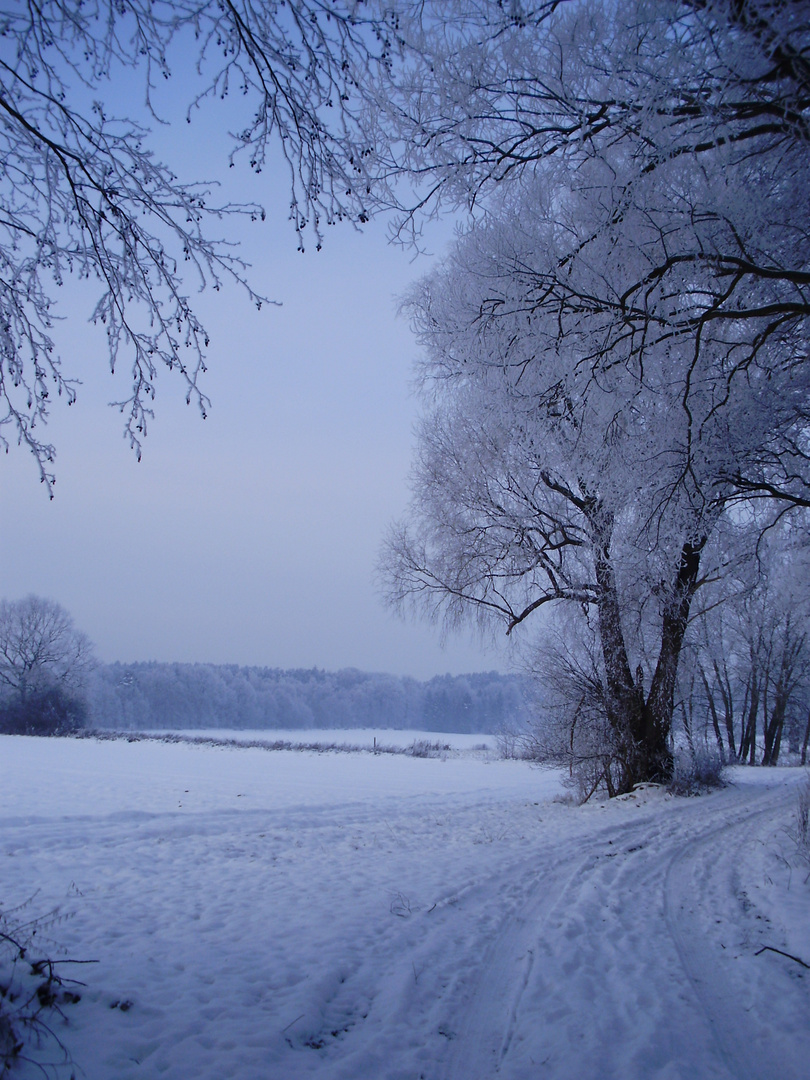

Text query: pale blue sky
(0, 54), (508, 678)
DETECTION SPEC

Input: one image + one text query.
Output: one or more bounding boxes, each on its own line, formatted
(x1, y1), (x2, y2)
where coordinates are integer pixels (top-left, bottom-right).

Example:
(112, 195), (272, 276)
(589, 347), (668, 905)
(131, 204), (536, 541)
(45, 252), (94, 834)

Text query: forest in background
(87, 663), (532, 734)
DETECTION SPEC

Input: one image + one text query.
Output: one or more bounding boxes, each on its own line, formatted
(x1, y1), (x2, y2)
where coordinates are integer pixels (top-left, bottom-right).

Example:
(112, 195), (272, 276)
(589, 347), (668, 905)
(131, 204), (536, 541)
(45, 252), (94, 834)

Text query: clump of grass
(408, 739), (451, 758)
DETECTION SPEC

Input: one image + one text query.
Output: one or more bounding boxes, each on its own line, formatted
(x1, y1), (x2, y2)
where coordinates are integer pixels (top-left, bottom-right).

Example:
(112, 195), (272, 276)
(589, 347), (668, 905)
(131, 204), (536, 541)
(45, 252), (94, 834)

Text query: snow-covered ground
(1, 735), (808, 1080)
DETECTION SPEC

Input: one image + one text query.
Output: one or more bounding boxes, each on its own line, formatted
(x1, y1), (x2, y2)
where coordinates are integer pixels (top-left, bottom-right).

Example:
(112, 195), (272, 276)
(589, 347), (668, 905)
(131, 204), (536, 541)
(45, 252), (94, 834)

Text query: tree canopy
(379, 0), (810, 791)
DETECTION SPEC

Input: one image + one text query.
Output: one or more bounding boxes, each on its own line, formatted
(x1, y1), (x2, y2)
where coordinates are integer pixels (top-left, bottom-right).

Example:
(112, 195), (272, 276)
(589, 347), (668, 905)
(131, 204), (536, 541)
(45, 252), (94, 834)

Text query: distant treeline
(88, 662), (533, 734)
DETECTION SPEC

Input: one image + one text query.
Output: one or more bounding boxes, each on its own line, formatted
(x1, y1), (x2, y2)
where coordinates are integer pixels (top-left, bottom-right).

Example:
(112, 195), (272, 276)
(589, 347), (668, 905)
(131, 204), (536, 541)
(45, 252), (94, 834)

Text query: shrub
(408, 739), (450, 758)
(493, 724), (536, 761)
(0, 901), (86, 1077)
(0, 688), (87, 737)
(668, 747), (726, 796)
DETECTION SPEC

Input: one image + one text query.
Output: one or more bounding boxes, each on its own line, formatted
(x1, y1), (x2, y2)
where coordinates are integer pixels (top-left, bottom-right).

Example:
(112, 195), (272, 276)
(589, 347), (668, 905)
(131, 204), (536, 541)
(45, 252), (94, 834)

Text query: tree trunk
(762, 624), (805, 766)
(712, 658), (737, 761)
(589, 499), (702, 790)
(589, 503), (646, 794)
(681, 700), (695, 754)
(762, 691), (788, 765)
(644, 539), (704, 780)
(740, 664), (759, 764)
(700, 665), (727, 764)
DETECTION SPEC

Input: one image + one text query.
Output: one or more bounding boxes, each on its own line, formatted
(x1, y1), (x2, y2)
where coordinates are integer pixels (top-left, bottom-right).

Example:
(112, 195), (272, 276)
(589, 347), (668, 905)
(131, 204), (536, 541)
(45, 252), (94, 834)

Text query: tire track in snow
(442, 808), (675, 1080)
(664, 786), (809, 1080)
(443, 783), (807, 1080)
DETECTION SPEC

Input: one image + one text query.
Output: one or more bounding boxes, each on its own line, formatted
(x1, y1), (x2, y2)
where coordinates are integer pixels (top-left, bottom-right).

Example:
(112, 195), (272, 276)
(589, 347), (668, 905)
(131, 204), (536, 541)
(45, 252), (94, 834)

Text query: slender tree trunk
(681, 700), (695, 754)
(801, 709), (810, 766)
(700, 666), (727, 763)
(761, 671), (772, 763)
(740, 665), (759, 764)
(712, 659), (737, 761)
(772, 716), (784, 764)
(748, 699), (758, 765)
(743, 678), (756, 764)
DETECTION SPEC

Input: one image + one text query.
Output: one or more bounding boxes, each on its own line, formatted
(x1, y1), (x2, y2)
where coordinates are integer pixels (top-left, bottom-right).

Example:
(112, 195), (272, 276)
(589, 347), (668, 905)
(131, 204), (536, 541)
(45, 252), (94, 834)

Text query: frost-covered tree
(379, 1), (810, 497)
(0, 0), (402, 490)
(684, 530), (810, 765)
(380, 152), (810, 790)
(373, 0), (810, 793)
(383, 0), (810, 275)
(0, 595), (95, 733)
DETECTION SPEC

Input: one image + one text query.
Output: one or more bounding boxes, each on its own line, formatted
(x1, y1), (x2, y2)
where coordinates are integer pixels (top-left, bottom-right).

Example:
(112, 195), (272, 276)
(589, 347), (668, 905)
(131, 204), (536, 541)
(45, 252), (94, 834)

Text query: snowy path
(1, 738), (807, 1080)
(442, 782), (810, 1080)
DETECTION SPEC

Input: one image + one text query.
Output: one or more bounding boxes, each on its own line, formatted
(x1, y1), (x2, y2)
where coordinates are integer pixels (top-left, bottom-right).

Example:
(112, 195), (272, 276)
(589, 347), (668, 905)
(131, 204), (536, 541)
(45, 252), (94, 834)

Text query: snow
(1, 735), (808, 1080)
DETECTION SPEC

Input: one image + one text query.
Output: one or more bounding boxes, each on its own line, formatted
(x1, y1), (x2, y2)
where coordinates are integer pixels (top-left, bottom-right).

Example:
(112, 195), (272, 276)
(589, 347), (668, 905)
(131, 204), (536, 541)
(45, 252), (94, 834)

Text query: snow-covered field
(1, 734), (808, 1080)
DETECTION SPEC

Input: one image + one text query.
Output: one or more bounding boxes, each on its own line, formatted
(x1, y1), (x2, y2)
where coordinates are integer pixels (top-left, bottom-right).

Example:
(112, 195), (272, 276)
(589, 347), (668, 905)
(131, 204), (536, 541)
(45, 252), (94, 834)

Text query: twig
(281, 1014), (305, 1034)
(754, 945), (810, 969)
